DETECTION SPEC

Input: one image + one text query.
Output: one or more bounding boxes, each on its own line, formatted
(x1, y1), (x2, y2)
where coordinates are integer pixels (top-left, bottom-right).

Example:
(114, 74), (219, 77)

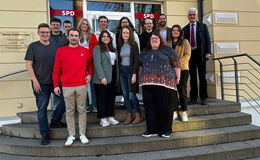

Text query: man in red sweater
(52, 28), (93, 146)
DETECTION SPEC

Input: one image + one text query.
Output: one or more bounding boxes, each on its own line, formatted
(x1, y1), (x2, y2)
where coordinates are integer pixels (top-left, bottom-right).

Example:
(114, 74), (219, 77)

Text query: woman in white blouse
(92, 30), (120, 127)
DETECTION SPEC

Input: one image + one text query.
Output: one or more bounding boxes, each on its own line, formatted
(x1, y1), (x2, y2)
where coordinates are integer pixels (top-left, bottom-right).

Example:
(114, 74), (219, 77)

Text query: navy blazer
(182, 21), (211, 61)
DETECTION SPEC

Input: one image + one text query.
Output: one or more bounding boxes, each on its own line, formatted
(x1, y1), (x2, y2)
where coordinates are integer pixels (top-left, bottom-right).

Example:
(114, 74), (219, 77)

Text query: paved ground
(0, 101), (259, 159)
(241, 105), (260, 127)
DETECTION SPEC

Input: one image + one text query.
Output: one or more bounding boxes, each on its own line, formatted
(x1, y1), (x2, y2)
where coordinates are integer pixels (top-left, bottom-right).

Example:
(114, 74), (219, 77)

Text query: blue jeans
(119, 66), (140, 113)
(32, 83), (65, 136)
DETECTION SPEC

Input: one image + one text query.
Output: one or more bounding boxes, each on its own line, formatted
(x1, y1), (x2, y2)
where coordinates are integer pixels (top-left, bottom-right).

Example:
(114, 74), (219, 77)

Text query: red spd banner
(50, 8), (83, 17)
(135, 13), (160, 20)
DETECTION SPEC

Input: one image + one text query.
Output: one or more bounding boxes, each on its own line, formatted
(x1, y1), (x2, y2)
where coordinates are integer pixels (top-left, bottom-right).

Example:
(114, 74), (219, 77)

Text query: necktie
(190, 23), (195, 48)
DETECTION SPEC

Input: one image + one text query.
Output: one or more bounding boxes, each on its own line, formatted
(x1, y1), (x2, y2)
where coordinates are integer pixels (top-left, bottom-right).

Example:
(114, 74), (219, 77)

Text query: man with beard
(139, 18), (154, 51)
(52, 28), (93, 146)
(157, 14), (172, 46)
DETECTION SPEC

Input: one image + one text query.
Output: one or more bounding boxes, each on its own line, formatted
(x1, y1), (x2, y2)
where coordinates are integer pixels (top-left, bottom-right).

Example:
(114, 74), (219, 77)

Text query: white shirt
(160, 30), (167, 43)
(79, 40), (89, 49)
(189, 22), (197, 49)
(108, 51), (116, 65)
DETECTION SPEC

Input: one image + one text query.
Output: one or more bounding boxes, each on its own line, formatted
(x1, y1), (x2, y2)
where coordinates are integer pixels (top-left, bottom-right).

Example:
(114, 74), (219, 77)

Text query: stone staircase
(0, 99), (260, 160)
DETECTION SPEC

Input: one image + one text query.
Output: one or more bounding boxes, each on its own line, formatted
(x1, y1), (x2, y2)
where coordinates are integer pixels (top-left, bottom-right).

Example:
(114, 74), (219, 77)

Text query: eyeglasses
(39, 31), (50, 34)
(189, 14), (196, 16)
(151, 37), (159, 40)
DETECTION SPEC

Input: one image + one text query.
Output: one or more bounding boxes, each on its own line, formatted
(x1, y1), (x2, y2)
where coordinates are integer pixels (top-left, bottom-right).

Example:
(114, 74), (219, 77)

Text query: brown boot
(123, 113), (132, 125)
(132, 113), (142, 124)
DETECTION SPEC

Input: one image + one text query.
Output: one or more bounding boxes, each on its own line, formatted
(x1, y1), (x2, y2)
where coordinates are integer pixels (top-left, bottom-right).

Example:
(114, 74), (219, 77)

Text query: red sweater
(89, 33), (98, 53)
(52, 45), (93, 88)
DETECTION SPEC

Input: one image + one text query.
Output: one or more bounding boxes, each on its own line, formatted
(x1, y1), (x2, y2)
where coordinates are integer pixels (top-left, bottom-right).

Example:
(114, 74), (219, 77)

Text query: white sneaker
(173, 112), (178, 120)
(107, 117), (119, 125)
(64, 135), (75, 146)
(80, 135), (89, 144)
(181, 112), (188, 121)
(100, 118), (110, 127)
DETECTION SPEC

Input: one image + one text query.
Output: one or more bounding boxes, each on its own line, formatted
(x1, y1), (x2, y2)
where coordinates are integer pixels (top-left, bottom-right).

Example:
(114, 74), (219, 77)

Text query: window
(49, 0), (83, 32)
(134, 3), (161, 34)
(88, 1), (130, 12)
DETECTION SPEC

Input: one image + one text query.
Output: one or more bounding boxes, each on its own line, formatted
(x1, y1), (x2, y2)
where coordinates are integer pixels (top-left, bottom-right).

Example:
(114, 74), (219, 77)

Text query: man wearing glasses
(95, 16), (117, 48)
(25, 23), (65, 145)
(139, 18), (154, 51)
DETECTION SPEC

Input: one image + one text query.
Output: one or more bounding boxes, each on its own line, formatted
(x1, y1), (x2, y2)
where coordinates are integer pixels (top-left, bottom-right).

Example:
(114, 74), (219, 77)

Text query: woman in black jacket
(118, 26), (142, 125)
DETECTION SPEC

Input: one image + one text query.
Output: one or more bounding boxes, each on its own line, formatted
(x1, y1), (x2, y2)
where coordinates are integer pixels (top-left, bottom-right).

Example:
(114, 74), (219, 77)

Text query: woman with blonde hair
(77, 18), (98, 53)
(77, 18), (98, 112)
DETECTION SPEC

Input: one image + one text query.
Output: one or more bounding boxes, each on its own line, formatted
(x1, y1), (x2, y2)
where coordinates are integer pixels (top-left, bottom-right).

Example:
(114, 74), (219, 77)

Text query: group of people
(25, 7), (211, 146)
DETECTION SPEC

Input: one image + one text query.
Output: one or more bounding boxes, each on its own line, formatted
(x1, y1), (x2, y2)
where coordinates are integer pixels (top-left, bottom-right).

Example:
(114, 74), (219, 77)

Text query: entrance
(49, 0), (162, 34)
(84, 1), (162, 34)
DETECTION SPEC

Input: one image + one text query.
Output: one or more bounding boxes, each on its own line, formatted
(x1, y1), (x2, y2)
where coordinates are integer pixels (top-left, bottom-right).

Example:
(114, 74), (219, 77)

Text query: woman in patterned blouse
(139, 31), (180, 138)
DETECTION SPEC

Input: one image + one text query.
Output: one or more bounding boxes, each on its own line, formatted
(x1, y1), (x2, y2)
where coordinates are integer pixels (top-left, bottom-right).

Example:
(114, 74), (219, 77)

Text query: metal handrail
(212, 53), (260, 116)
(212, 53), (260, 66)
(0, 69), (27, 79)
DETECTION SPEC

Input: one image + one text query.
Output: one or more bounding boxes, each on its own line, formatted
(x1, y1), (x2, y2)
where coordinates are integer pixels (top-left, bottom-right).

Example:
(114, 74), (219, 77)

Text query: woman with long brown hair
(116, 17), (140, 51)
(171, 24), (191, 121)
(92, 30), (120, 127)
(118, 26), (141, 125)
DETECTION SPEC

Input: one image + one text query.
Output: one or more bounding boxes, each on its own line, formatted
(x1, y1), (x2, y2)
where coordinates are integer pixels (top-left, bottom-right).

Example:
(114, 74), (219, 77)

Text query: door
(86, 11), (132, 33)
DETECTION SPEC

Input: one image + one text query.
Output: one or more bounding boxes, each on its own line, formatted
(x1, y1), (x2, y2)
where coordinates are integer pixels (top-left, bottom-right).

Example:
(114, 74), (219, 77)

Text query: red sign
(135, 13), (160, 20)
(50, 8), (83, 17)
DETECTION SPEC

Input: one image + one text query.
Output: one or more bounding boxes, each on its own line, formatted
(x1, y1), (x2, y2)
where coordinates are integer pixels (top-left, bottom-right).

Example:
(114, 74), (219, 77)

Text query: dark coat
(50, 32), (68, 47)
(139, 31), (153, 51)
(182, 21), (211, 62)
(117, 42), (139, 93)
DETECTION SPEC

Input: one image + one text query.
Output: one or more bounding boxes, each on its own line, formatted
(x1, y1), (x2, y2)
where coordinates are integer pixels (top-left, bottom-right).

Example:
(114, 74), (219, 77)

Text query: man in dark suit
(182, 8), (212, 105)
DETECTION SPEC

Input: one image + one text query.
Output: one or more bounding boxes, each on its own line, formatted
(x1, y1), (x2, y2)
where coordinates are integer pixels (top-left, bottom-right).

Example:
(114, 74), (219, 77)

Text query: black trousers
(174, 70), (189, 111)
(94, 65), (116, 118)
(142, 85), (175, 135)
(189, 49), (208, 100)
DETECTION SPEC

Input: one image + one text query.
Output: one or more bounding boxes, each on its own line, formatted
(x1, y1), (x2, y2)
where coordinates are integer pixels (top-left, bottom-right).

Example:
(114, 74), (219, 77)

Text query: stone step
(1, 112), (251, 139)
(0, 124), (259, 157)
(17, 99), (241, 124)
(1, 138), (259, 160)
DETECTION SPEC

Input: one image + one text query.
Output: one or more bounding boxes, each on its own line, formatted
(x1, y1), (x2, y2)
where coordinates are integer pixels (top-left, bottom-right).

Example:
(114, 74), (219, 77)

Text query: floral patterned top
(139, 46), (180, 90)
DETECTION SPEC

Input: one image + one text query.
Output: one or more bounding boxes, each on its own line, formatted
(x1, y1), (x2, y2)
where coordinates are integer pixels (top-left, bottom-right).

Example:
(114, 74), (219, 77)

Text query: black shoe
(201, 99), (208, 105)
(161, 133), (171, 138)
(188, 99), (197, 105)
(50, 122), (67, 128)
(41, 135), (49, 145)
(142, 131), (158, 137)
(86, 107), (93, 113)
